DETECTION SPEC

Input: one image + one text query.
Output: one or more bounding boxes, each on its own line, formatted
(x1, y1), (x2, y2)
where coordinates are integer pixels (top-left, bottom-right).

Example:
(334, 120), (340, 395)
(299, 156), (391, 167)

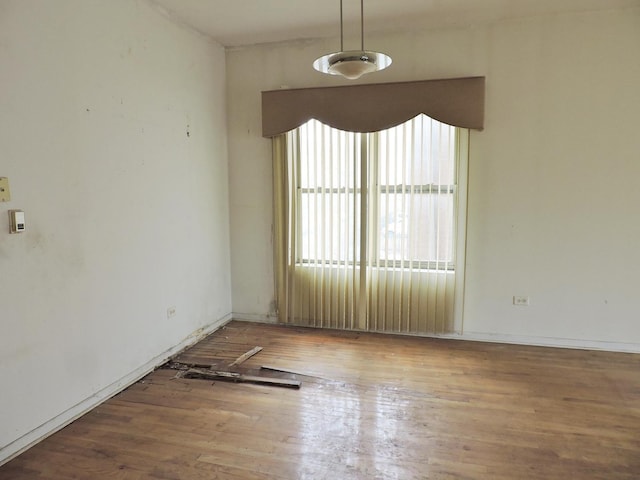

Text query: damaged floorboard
(2, 321), (640, 479)
(228, 346), (263, 367)
(180, 367), (301, 389)
(164, 345), (300, 388)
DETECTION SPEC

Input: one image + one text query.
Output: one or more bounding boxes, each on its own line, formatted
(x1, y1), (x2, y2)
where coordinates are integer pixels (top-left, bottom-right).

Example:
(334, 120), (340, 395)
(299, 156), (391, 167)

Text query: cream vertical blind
(273, 115), (466, 334)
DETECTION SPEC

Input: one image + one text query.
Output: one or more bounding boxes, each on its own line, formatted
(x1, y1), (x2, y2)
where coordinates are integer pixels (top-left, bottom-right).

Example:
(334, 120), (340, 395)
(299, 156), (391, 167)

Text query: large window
(273, 114), (467, 334)
(297, 115), (457, 270)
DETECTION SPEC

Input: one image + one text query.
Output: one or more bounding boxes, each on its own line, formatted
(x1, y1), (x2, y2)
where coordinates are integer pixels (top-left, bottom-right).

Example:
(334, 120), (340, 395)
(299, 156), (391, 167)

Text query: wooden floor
(2, 321), (639, 479)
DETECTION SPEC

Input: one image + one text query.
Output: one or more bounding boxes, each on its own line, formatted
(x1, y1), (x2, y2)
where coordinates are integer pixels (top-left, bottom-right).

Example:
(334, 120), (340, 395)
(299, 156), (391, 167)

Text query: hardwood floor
(2, 321), (639, 479)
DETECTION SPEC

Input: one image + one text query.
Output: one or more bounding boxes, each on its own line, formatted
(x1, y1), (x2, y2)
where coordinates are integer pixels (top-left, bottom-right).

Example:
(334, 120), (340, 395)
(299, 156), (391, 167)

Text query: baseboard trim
(0, 312), (233, 467)
(232, 312), (278, 324)
(232, 316), (640, 354)
(455, 332), (640, 354)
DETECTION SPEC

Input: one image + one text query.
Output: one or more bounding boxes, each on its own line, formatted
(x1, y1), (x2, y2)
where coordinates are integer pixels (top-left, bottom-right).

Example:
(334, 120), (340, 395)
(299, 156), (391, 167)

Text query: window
(297, 115), (457, 270)
(273, 114), (467, 334)
(298, 126), (362, 264)
(375, 116), (456, 269)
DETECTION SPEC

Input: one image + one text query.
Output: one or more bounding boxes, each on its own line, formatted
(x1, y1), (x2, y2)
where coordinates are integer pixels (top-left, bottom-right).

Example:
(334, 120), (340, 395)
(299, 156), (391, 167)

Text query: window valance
(261, 76), (484, 137)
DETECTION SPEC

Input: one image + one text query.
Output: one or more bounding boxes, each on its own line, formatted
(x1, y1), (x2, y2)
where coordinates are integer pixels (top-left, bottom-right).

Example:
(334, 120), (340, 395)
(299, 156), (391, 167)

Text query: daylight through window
(273, 114), (467, 334)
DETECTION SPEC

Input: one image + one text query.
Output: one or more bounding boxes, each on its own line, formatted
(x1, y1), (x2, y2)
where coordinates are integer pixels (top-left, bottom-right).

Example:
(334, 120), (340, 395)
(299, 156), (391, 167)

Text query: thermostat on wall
(9, 209), (25, 233)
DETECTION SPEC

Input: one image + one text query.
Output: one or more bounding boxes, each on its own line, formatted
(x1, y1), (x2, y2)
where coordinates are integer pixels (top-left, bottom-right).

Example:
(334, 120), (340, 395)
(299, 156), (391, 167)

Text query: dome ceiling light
(313, 0), (392, 80)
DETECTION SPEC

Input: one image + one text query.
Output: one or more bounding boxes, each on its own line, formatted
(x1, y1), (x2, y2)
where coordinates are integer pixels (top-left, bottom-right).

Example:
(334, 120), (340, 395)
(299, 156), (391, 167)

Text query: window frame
(294, 118), (461, 273)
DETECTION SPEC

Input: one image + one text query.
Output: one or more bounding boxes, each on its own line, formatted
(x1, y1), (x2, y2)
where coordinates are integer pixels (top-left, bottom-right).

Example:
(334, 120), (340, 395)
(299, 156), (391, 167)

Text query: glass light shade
(313, 50), (392, 80)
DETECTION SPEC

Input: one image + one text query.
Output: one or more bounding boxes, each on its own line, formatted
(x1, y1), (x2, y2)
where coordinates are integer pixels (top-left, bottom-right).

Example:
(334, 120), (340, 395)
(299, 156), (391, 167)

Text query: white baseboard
(232, 312), (278, 324)
(456, 331), (640, 354)
(357, 328), (640, 354)
(233, 315), (640, 354)
(0, 313), (233, 467)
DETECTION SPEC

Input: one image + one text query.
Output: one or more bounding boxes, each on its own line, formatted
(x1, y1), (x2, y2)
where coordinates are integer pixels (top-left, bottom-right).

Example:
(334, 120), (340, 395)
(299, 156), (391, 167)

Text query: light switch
(9, 210), (25, 233)
(0, 177), (10, 202)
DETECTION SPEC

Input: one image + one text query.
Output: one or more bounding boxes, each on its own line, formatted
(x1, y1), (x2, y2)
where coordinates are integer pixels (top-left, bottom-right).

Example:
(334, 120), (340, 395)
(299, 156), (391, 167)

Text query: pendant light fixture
(313, 0), (391, 80)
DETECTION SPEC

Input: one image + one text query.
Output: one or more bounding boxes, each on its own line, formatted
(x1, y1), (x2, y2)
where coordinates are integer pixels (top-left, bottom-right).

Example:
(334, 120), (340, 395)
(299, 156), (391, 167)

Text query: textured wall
(0, 0), (231, 459)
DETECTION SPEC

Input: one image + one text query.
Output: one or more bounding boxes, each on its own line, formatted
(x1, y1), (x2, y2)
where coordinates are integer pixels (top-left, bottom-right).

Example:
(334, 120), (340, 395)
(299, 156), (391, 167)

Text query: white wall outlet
(513, 296), (530, 306)
(166, 306), (177, 318)
(9, 209), (25, 233)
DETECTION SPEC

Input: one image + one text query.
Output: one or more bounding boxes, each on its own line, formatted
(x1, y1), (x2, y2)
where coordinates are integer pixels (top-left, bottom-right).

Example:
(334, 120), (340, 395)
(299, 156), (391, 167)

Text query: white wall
(0, 0), (231, 461)
(227, 7), (640, 348)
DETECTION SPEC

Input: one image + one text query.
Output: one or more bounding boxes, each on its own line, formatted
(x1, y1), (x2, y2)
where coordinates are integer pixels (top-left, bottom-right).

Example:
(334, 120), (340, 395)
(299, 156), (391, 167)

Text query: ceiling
(149, 0), (637, 47)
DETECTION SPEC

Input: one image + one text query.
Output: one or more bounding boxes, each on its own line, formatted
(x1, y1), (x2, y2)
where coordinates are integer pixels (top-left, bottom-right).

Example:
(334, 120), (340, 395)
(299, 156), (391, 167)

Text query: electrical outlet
(513, 296), (530, 306)
(167, 306), (177, 318)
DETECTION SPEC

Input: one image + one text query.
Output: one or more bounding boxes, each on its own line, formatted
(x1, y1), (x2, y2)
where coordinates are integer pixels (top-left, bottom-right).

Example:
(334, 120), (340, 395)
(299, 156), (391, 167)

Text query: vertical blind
(273, 115), (466, 334)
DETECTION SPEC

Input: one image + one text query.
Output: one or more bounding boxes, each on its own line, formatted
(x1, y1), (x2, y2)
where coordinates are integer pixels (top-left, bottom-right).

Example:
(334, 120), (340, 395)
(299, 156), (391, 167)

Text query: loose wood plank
(260, 365), (326, 380)
(183, 367), (301, 389)
(228, 346), (263, 367)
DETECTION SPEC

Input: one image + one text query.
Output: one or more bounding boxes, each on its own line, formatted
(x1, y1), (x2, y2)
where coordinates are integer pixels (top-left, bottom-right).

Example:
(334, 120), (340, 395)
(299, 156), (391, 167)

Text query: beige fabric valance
(262, 76), (484, 137)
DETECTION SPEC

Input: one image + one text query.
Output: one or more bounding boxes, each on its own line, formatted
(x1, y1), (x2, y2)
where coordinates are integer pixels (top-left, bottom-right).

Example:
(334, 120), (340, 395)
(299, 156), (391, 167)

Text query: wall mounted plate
(0, 177), (10, 202)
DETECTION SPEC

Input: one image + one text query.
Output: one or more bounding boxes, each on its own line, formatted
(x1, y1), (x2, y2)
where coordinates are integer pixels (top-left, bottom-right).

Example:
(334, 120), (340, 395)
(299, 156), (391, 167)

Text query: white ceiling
(149, 0), (638, 47)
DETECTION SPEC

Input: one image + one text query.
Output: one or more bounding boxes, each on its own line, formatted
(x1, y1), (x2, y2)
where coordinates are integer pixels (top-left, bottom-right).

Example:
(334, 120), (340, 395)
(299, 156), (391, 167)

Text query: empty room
(1, 0), (639, 478)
